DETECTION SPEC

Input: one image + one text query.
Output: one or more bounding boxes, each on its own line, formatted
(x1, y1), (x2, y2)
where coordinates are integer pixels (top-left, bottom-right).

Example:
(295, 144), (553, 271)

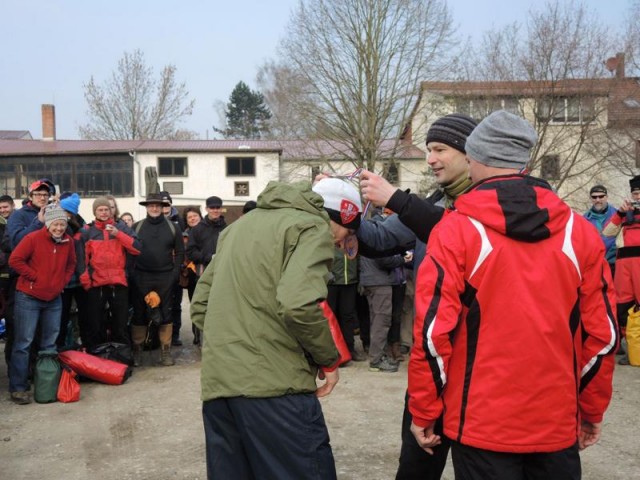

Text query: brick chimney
(615, 52), (625, 78)
(42, 104), (56, 141)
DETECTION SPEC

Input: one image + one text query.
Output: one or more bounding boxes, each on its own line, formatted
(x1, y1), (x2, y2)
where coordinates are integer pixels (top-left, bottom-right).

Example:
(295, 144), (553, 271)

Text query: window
(540, 155), (560, 180)
(226, 157), (255, 176)
(537, 97), (596, 124)
(158, 157), (187, 176)
(1, 154), (134, 198)
(382, 162), (399, 185)
(453, 97), (520, 121)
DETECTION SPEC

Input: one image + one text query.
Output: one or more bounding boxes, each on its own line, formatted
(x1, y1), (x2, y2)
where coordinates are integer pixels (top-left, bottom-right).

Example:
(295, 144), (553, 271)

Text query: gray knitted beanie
(465, 110), (537, 170)
(44, 204), (69, 228)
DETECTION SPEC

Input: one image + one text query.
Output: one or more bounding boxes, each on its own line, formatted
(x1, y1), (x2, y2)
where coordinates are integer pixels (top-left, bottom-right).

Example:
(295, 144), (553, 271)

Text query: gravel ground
(1, 297), (639, 480)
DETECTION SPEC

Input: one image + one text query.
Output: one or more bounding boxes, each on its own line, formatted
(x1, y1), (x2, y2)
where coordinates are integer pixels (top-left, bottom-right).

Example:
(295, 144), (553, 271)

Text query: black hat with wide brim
(139, 193), (171, 207)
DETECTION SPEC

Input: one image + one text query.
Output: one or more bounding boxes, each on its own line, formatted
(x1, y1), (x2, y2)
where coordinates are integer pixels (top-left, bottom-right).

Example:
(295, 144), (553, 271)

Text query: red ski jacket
(603, 209), (640, 258)
(79, 219), (141, 289)
(409, 175), (617, 454)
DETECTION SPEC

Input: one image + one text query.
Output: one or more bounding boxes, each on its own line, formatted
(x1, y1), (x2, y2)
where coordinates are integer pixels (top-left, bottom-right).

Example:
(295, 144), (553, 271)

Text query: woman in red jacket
(8, 204), (76, 405)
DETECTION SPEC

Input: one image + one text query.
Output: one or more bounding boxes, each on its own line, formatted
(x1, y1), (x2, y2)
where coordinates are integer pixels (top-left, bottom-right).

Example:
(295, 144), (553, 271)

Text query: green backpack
(34, 350), (61, 403)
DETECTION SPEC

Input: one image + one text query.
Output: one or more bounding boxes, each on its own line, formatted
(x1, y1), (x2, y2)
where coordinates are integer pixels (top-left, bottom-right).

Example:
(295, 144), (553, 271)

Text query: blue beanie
(60, 192), (80, 215)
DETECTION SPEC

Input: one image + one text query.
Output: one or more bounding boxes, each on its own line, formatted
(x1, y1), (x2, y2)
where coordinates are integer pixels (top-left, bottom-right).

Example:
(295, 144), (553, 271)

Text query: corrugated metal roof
(0, 138), (424, 160)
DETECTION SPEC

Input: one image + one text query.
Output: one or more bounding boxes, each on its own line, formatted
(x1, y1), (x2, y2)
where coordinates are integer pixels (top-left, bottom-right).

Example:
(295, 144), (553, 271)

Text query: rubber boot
(158, 324), (175, 366)
(131, 325), (147, 367)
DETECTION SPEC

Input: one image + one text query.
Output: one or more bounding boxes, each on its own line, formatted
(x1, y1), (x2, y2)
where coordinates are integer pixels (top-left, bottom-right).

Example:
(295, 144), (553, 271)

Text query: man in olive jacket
(191, 178), (362, 480)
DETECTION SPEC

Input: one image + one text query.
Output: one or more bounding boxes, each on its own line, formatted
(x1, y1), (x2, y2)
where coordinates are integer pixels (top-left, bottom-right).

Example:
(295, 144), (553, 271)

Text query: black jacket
(133, 215), (184, 277)
(185, 215), (227, 268)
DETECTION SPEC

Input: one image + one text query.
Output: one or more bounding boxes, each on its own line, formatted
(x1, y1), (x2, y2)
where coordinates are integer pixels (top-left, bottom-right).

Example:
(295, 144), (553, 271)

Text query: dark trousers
(396, 392), (449, 480)
(356, 290), (370, 349)
(130, 269), (175, 327)
(327, 283), (358, 351)
(451, 441), (581, 480)
(171, 281), (183, 340)
(202, 394), (337, 480)
(57, 286), (88, 348)
(388, 283), (406, 344)
(84, 285), (130, 351)
(3, 276), (17, 370)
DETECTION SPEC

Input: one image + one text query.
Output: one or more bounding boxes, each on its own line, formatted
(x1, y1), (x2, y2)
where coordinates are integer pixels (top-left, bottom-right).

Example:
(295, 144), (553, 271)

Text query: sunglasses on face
(591, 195), (606, 199)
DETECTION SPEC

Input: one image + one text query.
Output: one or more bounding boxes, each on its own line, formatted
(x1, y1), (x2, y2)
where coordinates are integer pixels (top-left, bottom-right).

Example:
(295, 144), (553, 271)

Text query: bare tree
(453, 0), (634, 206)
(79, 49), (196, 140)
(622, 0), (640, 75)
(273, 0), (455, 171)
(256, 60), (316, 139)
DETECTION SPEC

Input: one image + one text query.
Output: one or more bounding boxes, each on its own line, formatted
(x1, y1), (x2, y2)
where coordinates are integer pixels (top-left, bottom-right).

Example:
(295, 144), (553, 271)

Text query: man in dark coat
(186, 195), (227, 273)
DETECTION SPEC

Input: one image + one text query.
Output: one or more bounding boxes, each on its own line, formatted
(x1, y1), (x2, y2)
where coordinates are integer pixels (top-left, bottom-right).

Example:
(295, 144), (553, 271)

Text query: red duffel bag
(319, 300), (352, 366)
(57, 364), (81, 403)
(59, 350), (132, 385)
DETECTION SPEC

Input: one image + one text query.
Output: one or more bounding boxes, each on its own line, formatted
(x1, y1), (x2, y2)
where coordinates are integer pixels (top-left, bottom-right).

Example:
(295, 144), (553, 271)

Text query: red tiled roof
(0, 138), (425, 160)
(421, 78), (616, 96)
(420, 77), (640, 128)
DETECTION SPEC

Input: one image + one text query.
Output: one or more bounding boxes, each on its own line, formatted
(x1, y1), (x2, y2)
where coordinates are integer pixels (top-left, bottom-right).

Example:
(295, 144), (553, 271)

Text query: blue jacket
(584, 204), (617, 265)
(7, 202), (44, 250)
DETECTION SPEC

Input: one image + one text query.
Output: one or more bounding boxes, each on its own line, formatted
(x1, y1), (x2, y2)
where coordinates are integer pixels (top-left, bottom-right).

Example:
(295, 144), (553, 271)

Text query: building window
(382, 162), (399, 185)
(226, 157), (255, 176)
(540, 155), (560, 180)
(537, 97), (595, 124)
(235, 181), (250, 196)
(158, 157), (187, 176)
(0, 154), (134, 198)
(453, 97), (520, 121)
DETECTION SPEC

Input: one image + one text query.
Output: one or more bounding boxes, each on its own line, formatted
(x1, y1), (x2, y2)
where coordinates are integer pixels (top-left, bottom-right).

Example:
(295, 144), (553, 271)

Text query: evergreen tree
(215, 81), (272, 139)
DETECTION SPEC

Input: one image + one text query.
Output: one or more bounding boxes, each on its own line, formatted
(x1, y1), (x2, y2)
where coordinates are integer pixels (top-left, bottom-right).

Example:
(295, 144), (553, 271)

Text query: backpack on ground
(34, 350), (61, 403)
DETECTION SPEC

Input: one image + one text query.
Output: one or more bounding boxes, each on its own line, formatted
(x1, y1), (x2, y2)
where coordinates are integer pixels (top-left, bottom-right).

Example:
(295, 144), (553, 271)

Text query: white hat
(312, 178), (362, 229)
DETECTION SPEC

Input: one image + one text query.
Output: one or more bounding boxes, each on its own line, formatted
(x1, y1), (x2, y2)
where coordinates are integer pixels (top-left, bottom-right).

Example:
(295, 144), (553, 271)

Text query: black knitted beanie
(425, 113), (478, 153)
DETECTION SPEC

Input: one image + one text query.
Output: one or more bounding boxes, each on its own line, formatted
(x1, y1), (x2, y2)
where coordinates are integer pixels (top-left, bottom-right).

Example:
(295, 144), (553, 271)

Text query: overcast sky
(0, 0), (632, 140)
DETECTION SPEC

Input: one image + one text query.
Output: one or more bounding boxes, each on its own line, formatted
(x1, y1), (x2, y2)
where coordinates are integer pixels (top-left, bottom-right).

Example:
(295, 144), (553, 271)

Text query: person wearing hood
(408, 111), (617, 479)
(191, 178), (362, 480)
(8, 204), (76, 404)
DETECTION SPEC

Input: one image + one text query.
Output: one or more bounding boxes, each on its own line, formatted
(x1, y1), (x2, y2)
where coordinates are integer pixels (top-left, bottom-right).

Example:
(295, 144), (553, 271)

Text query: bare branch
(79, 49), (196, 140)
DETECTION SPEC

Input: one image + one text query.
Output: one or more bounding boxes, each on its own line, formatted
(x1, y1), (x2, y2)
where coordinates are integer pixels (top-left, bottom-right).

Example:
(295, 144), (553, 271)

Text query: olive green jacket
(191, 181), (339, 401)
